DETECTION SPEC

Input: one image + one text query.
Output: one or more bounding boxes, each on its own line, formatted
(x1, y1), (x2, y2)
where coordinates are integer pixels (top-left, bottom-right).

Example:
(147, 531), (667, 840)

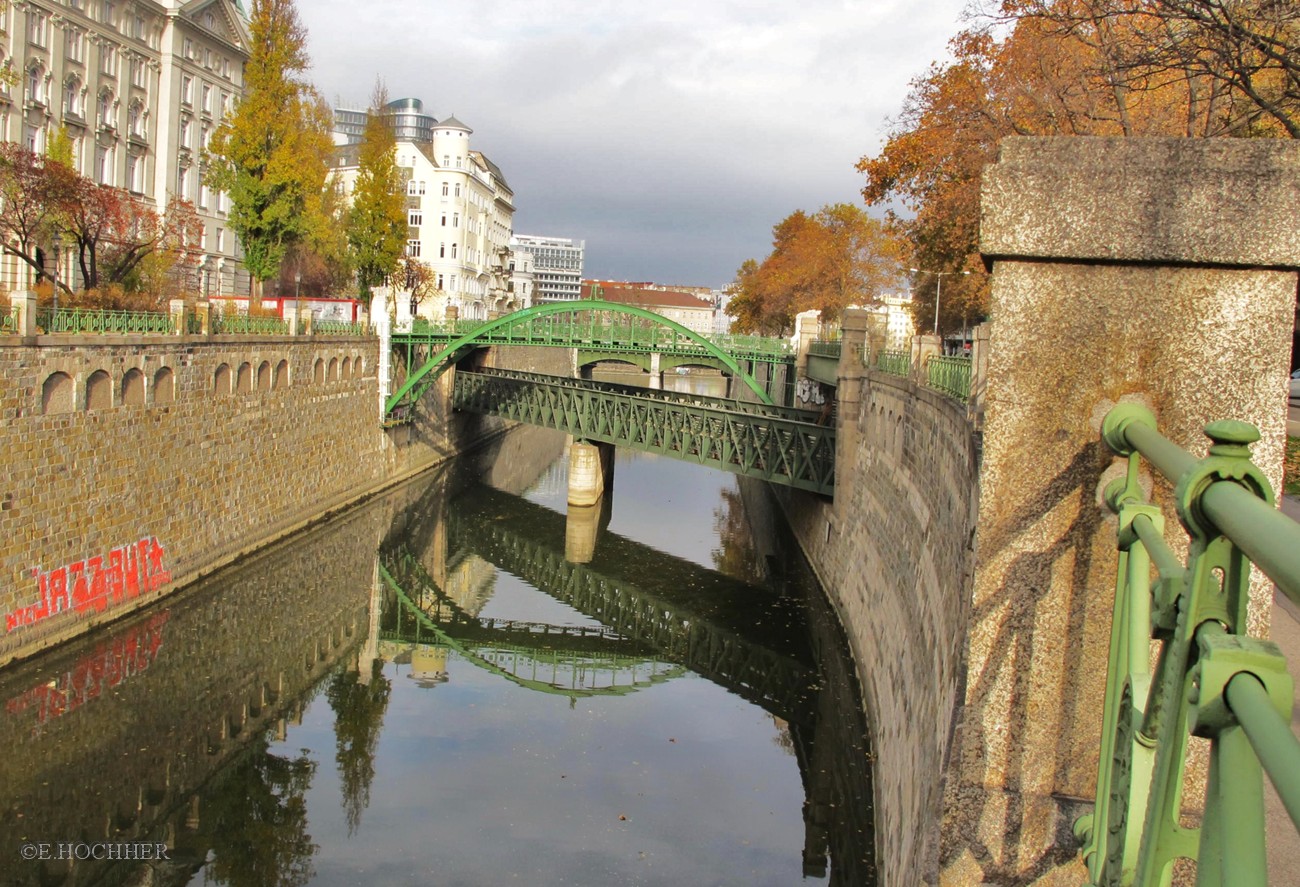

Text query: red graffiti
(5, 537), (172, 633)
(5, 611), (170, 730)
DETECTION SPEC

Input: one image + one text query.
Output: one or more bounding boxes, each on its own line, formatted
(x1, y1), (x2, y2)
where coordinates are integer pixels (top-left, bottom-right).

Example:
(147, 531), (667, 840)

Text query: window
(25, 124), (43, 153)
(439, 243), (445, 258)
(183, 37), (192, 59)
(406, 239), (420, 257)
(63, 77), (80, 116)
(27, 11), (47, 46)
(408, 210), (422, 226)
(200, 124), (209, 149)
(101, 45), (118, 77)
(127, 101), (143, 137)
(97, 90), (113, 128)
(216, 227), (224, 252)
(131, 57), (146, 88)
(436, 273), (443, 289)
(198, 181), (208, 208)
(101, 1), (116, 28)
(180, 75), (192, 106)
(126, 153), (142, 192)
(454, 183), (461, 197)
(443, 155), (449, 166)
(407, 180), (418, 196)
(132, 15), (144, 40)
(95, 145), (111, 184)
(440, 213), (446, 227)
(67, 30), (85, 63)
(453, 213), (459, 228)
(179, 116), (191, 148)
(26, 64), (43, 106)
(441, 181), (449, 197)
(451, 244), (458, 259)
(201, 84), (211, 114)
(177, 164), (189, 198)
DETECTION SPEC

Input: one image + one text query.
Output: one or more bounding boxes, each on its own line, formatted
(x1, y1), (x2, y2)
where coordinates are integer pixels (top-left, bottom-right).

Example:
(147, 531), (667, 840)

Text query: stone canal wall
(0, 335), (571, 667)
(773, 367), (980, 887)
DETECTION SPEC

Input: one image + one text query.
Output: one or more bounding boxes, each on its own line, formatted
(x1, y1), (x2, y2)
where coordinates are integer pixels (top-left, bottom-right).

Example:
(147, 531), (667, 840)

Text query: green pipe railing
(313, 319), (368, 336)
(808, 340), (842, 359)
(925, 355), (971, 401)
(1076, 403), (1298, 886)
(873, 349), (911, 377)
(211, 312), (288, 335)
(36, 306), (172, 335)
(1, 304), (17, 333)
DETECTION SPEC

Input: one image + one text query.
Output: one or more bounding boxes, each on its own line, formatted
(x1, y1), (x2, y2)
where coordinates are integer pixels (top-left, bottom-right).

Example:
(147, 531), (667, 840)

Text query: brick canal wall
(773, 368), (980, 887)
(0, 335), (571, 667)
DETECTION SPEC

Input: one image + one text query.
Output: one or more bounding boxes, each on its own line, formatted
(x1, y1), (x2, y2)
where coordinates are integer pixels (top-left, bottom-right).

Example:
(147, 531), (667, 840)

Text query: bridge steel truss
(452, 369), (836, 495)
(386, 300), (793, 419)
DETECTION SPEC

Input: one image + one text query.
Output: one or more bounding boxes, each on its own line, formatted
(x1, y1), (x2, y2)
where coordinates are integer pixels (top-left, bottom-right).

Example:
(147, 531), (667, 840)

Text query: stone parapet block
(982, 136), (1300, 268)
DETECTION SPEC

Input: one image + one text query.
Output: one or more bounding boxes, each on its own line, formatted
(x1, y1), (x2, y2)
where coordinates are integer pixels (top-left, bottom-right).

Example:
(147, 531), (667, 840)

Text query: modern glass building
(510, 235), (586, 302)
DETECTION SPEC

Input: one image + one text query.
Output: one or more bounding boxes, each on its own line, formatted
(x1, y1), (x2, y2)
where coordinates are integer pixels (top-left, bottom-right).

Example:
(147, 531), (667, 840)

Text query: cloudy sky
(298, 1), (971, 288)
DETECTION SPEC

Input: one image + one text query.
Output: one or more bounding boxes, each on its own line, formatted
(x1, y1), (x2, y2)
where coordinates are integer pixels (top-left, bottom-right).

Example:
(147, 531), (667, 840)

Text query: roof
(594, 287), (713, 311)
(437, 115), (472, 133)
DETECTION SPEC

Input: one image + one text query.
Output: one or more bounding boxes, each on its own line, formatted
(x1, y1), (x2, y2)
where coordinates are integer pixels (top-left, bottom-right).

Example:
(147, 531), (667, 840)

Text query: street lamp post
(910, 267), (971, 338)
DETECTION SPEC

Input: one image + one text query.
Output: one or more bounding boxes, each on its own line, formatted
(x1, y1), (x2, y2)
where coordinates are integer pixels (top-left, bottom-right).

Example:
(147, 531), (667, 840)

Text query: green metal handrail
(1077, 403), (1298, 886)
(1, 304), (17, 333)
(808, 340), (842, 359)
(212, 312), (288, 335)
(36, 306), (172, 335)
(313, 319), (368, 336)
(925, 355), (971, 400)
(874, 350), (911, 377)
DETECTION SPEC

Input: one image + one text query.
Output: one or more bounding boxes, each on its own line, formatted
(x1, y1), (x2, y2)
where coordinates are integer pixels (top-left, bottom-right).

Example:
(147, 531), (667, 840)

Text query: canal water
(0, 374), (874, 886)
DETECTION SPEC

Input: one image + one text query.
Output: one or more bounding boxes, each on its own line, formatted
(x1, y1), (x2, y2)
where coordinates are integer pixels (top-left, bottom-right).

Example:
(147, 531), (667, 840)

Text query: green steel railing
(36, 306), (172, 335)
(1, 304), (17, 333)
(925, 355), (971, 401)
(874, 349), (911, 377)
(212, 312), (288, 335)
(1076, 403), (1298, 886)
(313, 319), (368, 336)
(808, 340), (842, 359)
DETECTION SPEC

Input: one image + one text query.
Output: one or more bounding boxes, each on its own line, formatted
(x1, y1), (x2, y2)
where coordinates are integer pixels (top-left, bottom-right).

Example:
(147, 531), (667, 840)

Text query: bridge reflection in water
(0, 425), (875, 886)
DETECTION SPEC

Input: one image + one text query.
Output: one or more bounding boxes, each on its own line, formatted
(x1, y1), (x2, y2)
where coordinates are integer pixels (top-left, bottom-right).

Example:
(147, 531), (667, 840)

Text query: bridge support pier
(568, 439), (614, 507)
(648, 352), (662, 390)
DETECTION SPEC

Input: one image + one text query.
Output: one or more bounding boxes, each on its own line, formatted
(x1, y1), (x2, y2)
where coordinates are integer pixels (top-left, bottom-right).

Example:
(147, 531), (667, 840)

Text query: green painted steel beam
(450, 370), (835, 494)
(386, 301), (783, 415)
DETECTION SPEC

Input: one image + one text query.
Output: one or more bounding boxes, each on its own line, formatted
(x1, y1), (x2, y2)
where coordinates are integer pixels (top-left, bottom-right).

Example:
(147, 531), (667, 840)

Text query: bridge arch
(386, 300), (775, 416)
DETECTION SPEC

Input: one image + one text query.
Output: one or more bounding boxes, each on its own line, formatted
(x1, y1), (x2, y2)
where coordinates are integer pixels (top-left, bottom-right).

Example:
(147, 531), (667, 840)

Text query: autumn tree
(392, 254), (437, 316)
(726, 204), (903, 335)
(998, 0), (1300, 137)
(348, 80), (406, 297)
(0, 143), (76, 291)
(205, 0), (331, 302)
(855, 0), (1288, 332)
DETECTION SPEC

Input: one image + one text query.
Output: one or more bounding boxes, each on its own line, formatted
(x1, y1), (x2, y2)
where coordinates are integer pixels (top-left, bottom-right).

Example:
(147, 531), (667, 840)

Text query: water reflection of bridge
(379, 483), (819, 724)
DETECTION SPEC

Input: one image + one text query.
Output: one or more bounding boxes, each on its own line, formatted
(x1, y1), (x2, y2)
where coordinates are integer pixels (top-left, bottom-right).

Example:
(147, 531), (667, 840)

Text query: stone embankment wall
(773, 357), (980, 887)
(0, 334), (570, 667)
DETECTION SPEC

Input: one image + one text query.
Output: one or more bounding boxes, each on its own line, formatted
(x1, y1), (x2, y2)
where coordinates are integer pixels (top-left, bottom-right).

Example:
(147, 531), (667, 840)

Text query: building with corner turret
(331, 101), (519, 321)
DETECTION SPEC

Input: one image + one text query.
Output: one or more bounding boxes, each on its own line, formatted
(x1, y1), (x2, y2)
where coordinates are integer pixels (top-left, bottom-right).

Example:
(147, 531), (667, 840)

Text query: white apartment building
(879, 291), (915, 350)
(333, 106), (519, 321)
(0, 0), (251, 296)
(511, 234), (584, 302)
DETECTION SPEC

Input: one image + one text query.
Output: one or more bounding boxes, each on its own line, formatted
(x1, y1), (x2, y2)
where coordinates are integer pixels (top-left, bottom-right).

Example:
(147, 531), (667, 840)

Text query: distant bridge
(452, 368), (836, 495)
(385, 300), (794, 418)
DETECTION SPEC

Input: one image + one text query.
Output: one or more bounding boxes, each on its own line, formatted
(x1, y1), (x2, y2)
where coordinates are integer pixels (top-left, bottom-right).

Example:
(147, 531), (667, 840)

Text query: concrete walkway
(1266, 495), (1300, 883)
